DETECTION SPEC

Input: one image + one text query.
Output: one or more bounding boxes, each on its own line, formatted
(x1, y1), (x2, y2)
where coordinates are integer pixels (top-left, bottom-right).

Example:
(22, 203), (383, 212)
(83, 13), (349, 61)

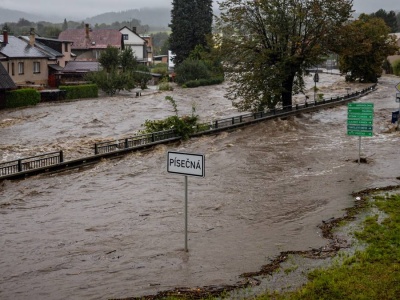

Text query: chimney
(29, 28), (35, 46)
(85, 24), (90, 39)
(2, 30), (8, 44)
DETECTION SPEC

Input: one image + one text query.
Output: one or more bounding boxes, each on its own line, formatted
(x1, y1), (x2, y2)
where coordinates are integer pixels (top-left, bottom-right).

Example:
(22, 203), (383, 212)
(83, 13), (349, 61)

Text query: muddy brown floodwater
(1, 74), (400, 300)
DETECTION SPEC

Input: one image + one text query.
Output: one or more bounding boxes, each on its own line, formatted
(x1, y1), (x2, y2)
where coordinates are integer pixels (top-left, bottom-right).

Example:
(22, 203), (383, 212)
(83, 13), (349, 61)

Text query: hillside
(0, 7), (61, 23)
(84, 8), (171, 29)
(0, 7), (171, 29)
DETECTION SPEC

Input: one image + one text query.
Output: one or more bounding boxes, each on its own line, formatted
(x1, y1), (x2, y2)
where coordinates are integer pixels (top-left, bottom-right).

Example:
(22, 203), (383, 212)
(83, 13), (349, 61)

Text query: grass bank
(259, 191), (400, 300)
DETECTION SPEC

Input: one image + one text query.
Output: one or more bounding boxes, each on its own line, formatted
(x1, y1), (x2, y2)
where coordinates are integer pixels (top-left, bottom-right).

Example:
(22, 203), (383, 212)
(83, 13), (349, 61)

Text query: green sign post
(347, 103), (374, 164)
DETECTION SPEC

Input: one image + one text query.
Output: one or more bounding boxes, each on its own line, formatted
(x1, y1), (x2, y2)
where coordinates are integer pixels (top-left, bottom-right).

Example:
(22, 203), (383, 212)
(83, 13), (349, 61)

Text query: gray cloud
(0, 0), (399, 21)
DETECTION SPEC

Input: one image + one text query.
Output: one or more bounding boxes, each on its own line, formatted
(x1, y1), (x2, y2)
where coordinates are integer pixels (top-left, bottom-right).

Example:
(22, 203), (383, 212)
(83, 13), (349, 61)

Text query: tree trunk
(281, 73), (295, 110)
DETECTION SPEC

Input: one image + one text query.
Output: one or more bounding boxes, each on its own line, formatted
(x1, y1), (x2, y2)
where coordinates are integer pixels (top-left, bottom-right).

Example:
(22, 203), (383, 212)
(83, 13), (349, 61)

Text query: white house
(119, 26), (150, 64)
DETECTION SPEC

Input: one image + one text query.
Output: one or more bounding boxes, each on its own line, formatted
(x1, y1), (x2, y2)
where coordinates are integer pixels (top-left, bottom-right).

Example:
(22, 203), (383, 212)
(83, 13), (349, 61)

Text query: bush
(393, 59), (400, 76)
(59, 84), (98, 100)
(175, 59), (210, 85)
(6, 89), (40, 108)
(133, 65), (152, 89)
(151, 64), (168, 77)
(158, 78), (174, 91)
(184, 76), (224, 88)
(141, 96), (198, 140)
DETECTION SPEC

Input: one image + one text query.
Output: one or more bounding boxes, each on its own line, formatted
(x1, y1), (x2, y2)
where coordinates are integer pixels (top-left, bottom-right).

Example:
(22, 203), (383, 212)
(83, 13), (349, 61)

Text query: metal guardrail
(0, 151), (63, 176)
(94, 129), (179, 154)
(0, 83), (377, 179)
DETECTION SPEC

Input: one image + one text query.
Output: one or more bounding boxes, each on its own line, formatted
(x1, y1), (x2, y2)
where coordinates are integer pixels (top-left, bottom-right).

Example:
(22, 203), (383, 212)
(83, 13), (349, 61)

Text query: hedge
(5, 89), (41, 108)
(183, 77), (224, 88)
(59, 84), (98, 100)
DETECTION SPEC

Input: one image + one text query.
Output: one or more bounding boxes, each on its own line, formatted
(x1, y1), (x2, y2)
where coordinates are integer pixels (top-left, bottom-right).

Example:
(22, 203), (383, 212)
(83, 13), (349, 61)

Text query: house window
(64, 43), (68, 53)
(33, 61), (40, 74)
(11, 62), (14, 76)
(123, 34), (129, 40)
(18, 62), (24, 75)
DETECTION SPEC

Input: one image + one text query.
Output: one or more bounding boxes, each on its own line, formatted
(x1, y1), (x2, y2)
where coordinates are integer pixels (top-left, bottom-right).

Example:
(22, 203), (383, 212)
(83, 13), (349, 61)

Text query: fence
(0, 83), (377, 179)
(94, 129), (179, 155)
(0, 151), (63, 176)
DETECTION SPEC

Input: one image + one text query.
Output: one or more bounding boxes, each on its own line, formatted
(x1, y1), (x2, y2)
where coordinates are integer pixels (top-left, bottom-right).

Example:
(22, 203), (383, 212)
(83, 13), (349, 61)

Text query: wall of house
(120, 27), (145, 61)
(1, 58), (49, 85)
(58, 42), (74, 67)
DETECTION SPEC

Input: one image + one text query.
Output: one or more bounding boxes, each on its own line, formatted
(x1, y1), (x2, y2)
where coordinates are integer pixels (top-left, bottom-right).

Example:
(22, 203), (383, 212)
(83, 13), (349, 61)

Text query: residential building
(59, 24), (123, 61)
(0, 30), (50, 86)
(119, 26), (153, 65)
(0, 61), (16, 108)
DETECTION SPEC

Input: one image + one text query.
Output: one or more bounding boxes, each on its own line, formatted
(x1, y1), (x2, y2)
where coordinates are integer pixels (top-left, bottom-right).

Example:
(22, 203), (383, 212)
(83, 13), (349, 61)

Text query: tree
(335, 14), (398, 83)
(120, 47), (137, 72)
(370, 9), (398, 33)
(151, 32), (169, 55)
(62, 19), (68, 31)
(217, 0), (353, 112)
(133, 65), (152, 89)
(88, 45), (137, 95)
(169, 0), (213, 65)
(98, 45), (120, 72)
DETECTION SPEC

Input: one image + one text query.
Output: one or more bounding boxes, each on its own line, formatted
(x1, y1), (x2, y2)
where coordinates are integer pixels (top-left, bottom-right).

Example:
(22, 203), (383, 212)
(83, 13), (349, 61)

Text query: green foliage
(169, 0), (213, 65)
(5, 89), (40, 108)
(175, 59), (211, 85)
(158, 78), (174, 91)
(141, 96), (198, 140)
(336, 14), (399, 83)
(370, 9), (399, 33)
(133, 65), (152, 90)
(151, 32), (170, 56)
(184, 77), (224, 88)
(85, 71), (133, 96)
(217, 0), (353, 112)
(98, 45), (120, 73)
(120, 47), (137, 72)
(393, 59), (400, 76)
(151, 63), (168, 77)
(89, 46), (140, 95)
(59, 84), (98, 100)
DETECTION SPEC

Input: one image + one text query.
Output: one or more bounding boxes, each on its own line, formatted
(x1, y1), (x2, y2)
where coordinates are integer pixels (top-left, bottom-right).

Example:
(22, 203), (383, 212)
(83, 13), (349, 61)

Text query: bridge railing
(0, 151), (63, 176)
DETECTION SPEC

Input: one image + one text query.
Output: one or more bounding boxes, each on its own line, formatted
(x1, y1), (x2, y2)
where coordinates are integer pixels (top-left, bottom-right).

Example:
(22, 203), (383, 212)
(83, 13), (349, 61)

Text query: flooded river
(0, 75), (399, 299)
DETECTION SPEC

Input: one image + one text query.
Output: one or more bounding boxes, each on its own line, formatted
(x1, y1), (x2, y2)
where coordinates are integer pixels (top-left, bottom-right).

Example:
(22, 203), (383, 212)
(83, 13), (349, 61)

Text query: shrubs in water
(59, 84), (98, 100)
(141, 96), (198, 140)
(5, 89), (40, 108)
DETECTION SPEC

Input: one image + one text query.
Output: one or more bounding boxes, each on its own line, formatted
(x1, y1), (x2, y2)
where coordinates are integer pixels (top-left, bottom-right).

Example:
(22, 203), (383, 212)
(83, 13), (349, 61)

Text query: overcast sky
(0, 0), (399, 20)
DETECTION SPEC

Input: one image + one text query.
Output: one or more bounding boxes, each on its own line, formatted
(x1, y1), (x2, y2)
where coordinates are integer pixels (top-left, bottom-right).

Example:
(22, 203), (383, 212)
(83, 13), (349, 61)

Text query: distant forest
(0, 7), (171, 37)
(0, 7), (172, 56)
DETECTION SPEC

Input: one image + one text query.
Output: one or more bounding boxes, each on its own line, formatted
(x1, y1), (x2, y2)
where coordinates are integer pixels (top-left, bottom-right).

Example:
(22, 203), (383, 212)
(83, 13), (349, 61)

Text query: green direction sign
(347, 102), (374, 137)
(347, 125), (373, 131)
(348, 103), (374, 108)
(347, 119), (373, 125)
(347, 131), (373, 137)
(396, 82), (400, 92)
(348, 114), (373, 119)
(348, 108), (374, 114)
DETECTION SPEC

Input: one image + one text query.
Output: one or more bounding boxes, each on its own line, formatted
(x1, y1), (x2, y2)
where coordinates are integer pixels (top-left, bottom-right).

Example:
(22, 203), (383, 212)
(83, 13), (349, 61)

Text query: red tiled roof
(58, 29), (122, 50)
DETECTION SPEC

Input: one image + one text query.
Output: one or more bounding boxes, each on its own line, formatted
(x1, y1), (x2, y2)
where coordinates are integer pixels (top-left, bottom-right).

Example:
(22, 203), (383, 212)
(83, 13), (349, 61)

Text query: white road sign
(167, 151), (205, 177)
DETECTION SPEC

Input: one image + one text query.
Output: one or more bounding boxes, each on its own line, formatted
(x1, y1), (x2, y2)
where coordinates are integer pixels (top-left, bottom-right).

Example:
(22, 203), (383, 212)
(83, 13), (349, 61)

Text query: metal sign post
(184, 175), (188, 251)
(396, 92), (400, 130)
(167, 151), (205, 252)
(347, 103), (374, 164)
(396, 83), (400, 130)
